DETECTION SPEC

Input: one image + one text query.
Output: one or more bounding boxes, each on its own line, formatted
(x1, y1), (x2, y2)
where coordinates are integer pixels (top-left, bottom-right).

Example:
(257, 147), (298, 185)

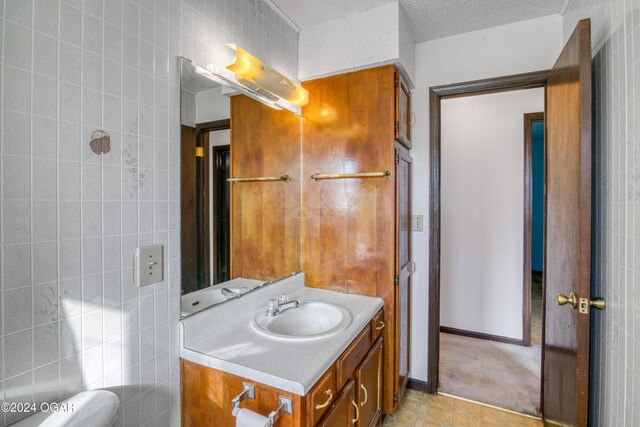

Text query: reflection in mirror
(180, 58), (302, 317)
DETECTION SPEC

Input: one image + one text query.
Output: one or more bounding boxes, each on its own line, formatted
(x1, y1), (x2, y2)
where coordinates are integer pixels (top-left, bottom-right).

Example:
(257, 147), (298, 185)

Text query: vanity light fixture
(192, 62), (283, 111)
(226, 44), (309, 107)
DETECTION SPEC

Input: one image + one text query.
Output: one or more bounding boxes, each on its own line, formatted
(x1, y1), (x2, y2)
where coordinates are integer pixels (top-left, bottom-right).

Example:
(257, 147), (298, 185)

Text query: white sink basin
(250, 301), (353, 342)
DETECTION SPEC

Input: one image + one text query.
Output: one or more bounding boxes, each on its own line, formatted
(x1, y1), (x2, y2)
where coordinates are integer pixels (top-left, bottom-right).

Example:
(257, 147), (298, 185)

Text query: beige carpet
(439, 332), (542, 416)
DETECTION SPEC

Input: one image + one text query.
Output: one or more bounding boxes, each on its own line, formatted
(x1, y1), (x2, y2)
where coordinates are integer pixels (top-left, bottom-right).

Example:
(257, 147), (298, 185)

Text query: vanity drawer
(307, 366), (337, 425)
(371, 309), (384, 341)
(337, 325), (371, 388)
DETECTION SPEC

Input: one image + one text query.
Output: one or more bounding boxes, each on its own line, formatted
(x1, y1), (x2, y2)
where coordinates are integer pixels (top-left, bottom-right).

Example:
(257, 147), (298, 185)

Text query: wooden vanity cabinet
(307, 366), (338, 425)
(355, 339), (383, 427)
(317, 380), (356, 427)
(182, 309), (384, 427)
(394, 70), (412, 149)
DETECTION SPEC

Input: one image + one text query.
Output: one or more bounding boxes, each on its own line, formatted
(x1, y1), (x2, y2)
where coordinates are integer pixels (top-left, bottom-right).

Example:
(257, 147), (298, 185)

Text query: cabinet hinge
(394, 121), (399, 133)
(393, 391), (399, 404)
(395, 152), (400, 165)
(394, 275), (399, 286)
(195, 147), (204, 158)
(395, 75), (399, 87)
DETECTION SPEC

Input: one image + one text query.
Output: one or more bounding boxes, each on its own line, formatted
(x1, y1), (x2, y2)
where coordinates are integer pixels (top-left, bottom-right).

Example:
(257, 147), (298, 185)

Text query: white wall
(196, 87), (230, 123)
(562, 1), (640, 425)
(0, 0), (297, 425)
(410, 14), (564, 382)
(440, 89), (544, 340)
(298, 2), (415, 86)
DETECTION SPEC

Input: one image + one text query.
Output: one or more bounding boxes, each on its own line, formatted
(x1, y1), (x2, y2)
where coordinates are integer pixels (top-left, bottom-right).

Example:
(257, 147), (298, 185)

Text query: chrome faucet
(266, 294), (299, 317)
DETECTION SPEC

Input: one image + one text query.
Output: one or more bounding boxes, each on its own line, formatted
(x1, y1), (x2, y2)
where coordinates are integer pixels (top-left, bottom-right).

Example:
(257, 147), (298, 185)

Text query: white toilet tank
(11, 390), (119, 427)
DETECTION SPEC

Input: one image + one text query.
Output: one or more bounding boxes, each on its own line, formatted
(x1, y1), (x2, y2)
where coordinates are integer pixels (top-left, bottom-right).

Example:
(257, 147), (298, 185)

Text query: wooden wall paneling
(301, 65), (397, 414)
(230, 95), (302, 281)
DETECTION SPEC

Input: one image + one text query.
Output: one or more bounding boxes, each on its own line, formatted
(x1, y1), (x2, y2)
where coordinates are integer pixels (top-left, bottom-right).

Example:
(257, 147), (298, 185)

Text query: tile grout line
(0, 0), (6, 413)
(620, 0), (628, 424)
(28, 0), (35, 412)
(78, 0), (85, 394)
(54, 0), (62, 404)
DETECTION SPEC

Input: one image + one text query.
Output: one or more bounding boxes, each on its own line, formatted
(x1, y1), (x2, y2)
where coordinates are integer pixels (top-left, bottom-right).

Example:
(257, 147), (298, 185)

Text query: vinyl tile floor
(382, 390), (542, 427)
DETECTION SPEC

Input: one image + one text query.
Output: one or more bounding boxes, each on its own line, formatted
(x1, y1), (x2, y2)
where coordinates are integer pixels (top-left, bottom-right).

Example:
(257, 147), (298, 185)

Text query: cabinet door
(394, 147), (412, 408)
(394, 71), (412, 149)
(307, 366), (337, 425)
(356, 338), (383, 427)
(318, 379), (356, 427)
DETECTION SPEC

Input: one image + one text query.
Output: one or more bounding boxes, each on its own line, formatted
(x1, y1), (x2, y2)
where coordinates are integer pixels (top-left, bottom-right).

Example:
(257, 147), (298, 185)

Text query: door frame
(195, 119), (231, 288)
(210, 143), (231, 285)
(523, 112), (545, 347)
(426, 70), (549, 395)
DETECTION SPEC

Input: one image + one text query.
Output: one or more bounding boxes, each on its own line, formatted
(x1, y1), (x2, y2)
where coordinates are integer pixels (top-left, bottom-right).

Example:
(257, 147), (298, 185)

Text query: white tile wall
(563, 0), (640, 425)
(0, 0), (298, 426)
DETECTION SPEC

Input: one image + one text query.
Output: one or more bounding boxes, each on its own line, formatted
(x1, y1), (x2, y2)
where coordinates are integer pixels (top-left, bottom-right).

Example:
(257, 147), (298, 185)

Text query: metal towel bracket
(231, 383), (256, 417)
(267, 396), (293, 427)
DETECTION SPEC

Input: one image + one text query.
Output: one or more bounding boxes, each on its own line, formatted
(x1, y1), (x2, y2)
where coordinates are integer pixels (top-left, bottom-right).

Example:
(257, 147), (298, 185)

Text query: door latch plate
(578, 297), (589, 314)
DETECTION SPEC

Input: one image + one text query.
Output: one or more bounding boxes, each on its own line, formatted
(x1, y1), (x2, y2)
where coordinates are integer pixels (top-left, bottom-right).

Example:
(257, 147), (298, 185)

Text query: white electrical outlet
(411, 215), (424, 232)
(134, 245), (163, 286)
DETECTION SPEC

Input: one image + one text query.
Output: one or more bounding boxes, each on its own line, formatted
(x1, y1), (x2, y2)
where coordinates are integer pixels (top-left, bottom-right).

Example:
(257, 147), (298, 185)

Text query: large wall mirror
(180, 58), (302, 317)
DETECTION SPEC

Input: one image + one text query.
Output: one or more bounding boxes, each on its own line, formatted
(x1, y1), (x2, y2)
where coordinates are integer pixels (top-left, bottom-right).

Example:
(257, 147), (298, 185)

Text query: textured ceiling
(271, 0), (567, 42)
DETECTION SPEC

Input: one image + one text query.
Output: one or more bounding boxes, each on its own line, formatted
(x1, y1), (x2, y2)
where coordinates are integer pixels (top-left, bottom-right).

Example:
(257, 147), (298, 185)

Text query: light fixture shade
(191, 61), (283, 110)
(226, 45), (309, 107)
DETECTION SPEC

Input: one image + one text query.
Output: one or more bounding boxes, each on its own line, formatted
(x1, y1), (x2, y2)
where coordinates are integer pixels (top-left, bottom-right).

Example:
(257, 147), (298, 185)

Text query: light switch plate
(411, 215), (424, 232)
(134, 245), (163, 287)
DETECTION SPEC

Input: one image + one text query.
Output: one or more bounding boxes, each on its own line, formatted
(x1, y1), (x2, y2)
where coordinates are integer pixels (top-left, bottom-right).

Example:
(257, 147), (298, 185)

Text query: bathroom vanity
(180, 58), (412, 425)
(180, 273), (385, 426)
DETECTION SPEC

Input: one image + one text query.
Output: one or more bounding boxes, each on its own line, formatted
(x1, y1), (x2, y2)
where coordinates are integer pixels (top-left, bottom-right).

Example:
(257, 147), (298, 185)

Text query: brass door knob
(556, 292), (578, 309)
(578, 296), (606, 313)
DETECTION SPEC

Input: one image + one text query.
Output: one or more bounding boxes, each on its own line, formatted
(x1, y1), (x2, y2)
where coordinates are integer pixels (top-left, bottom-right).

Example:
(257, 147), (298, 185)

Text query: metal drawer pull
(315, 389), (332, 410)
(352, 401), (359, 423)
(376, 320), (385, 330)
(360, 384), (368, 406)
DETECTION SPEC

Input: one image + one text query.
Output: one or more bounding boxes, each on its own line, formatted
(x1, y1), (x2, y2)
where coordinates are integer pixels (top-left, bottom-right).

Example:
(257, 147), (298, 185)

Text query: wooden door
(356, 338), (383, 427)
(394, 146), (412, 407)
(395, 71), (412, 149)
(318, 379), (356, 427)
(212, 145), (231, 285)
(181, 125), (199, 294)
(543, 19), (592, 427)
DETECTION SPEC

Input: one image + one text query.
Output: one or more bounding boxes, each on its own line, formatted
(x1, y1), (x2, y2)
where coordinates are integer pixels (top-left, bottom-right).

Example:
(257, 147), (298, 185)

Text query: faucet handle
(267, 299), (278, 311)
(278, 294), (289, 304)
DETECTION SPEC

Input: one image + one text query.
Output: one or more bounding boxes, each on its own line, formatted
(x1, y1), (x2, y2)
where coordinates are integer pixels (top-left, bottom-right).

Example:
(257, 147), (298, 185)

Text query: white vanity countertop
(179, 273), (384, 395)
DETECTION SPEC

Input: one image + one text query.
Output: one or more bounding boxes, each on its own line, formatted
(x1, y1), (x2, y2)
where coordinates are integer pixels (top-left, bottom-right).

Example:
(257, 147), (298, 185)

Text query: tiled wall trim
(0, 0), (298, 425)
(563, 0), (640, 425)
